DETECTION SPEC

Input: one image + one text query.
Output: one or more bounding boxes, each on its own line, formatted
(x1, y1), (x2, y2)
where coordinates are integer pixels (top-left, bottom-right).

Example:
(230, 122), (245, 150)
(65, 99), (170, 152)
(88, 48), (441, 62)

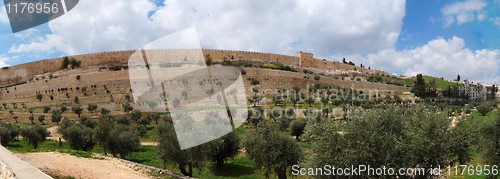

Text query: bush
(290, 120), (306, 140)
(106, 125), (140, 158)
(43, 106), (51, 113)
(157, 121), (210, 177)
(108, 65), (124, 71)
(100, 108), (111, 116)
(122, 102), (133, 113)
(277, 117), (291, 131)
(481, 111), (500, 167)
(477, 103), (492, 116)
(38, 115), (46, 125)
(303, 69), (314, 74)
(367, 75), (383, 83)
(69, 58), (81, 69)
(314, 75), (321, 81)
(28, 116), (35, 124)
(124, 95), (131, 101)
(61, 124), (95, 151)
(136, 125), (147, 137)
(51, 110), (62, 124)
(464, 105), (472, 114)
(244, 122), (301, 179)
(72, 106), (83, 118)
(115, 116), (131, 125)
(21, 125), (49, 149)
(87, 104), (98, 113)
(138, 116), (151, 128)
(36, 94), (43, 101)
(248, 77), (260, 85)
(61, 57), (70, 69)
(307, 105), (474, 178)
(0, 122), (20, 146)
(59, 118), (75, 132)
(80, 116), (96, 128)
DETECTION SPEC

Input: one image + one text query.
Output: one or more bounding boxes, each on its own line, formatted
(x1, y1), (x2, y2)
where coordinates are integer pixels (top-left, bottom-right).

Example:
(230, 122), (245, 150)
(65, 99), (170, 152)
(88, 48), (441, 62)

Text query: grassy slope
(452, 110), (497, 179)
(387, 75), (459, 90)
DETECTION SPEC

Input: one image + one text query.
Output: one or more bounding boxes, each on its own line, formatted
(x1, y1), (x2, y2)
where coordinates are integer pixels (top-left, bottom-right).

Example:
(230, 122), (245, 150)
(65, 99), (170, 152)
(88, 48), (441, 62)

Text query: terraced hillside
(0, 49), (409, 123)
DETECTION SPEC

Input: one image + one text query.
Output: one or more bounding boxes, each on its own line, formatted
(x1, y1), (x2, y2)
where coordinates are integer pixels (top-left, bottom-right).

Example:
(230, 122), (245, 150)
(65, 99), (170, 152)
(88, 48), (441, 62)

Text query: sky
(0, 0), (499, 84)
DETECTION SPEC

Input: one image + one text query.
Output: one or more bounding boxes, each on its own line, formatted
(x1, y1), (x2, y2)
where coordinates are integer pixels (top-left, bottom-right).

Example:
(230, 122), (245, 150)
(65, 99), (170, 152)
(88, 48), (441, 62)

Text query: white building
(458, 80), (488, 101)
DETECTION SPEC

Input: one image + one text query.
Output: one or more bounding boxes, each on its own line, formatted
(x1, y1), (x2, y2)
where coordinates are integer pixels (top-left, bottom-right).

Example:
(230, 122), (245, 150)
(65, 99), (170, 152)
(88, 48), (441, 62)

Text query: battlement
(0, 49), (377, 87)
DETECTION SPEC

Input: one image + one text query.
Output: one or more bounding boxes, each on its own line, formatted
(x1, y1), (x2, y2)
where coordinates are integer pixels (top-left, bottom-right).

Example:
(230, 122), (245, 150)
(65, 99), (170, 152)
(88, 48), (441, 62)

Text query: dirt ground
(47, 126), (63, 141)
(16, 152), (152, 179)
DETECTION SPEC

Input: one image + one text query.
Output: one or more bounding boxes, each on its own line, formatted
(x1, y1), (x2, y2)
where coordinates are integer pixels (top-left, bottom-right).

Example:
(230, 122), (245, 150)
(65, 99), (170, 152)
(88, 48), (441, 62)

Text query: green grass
(6, 140), (96, 158)
(235, 124), (247, 137)
(468, 110), (496, 124)
(380, 75), (459, 90)
(450, 109), (498, 179)
(140, 125), (157, 142)
(124, 145), (163, 168)
(297, 141), (313, 150)
(124, 146), (269, 179)
(199, 155), (269, 179)
(423, 76), (460, 90)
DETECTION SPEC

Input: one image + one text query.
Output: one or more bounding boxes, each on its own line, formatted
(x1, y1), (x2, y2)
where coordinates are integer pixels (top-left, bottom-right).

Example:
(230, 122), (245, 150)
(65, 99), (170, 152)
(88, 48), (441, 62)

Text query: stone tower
(296, 51), (313, 68)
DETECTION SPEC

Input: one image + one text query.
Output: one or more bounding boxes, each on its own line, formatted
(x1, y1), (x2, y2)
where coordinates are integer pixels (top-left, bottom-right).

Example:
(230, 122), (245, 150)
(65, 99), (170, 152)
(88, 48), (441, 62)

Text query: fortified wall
(0, 49), (380, 87)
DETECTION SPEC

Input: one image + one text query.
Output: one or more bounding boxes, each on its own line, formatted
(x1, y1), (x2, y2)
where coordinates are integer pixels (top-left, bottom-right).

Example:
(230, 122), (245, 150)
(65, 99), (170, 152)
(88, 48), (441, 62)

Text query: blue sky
(397, 0), (499, 51)
(0, 0), (499, 84)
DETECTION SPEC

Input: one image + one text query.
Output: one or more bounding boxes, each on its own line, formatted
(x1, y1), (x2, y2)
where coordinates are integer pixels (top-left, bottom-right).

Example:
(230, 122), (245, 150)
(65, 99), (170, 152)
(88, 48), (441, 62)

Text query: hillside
(0, 49), (410, 123)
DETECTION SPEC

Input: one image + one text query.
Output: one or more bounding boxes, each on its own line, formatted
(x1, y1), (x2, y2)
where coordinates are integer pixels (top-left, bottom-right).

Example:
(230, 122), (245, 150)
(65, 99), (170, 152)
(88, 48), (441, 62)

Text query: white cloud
(9, 0), (406, 56)
(441, 0), (487, 27)
(476, 13), (487, 21)
(0, 56), (9, 68)
(494, 17), (500, 28)
(364, 36), (500, 84)
(9, 34), (77, 54)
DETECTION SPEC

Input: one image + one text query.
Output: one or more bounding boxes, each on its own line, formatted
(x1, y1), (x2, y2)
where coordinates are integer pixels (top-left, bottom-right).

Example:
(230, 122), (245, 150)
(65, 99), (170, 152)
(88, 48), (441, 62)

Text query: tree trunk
(179, 165), (190, 176)
(102, 142), (107, 155)
(215, 158), (224, 173)
(276, 168), (287, 179)
(188, 164), (193, 177)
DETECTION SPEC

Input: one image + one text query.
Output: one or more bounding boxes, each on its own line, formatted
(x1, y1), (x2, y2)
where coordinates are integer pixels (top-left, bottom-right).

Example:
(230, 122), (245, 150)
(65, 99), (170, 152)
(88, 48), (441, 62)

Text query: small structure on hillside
(458, 80), (488, 101)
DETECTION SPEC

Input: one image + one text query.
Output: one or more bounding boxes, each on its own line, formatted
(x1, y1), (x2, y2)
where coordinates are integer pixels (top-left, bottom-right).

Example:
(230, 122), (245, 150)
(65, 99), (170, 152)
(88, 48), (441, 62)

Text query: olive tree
(243, 122), (302, 179)
(20, 125), (49, 149)
(51, 110), (62, 124)
(157, 121), (210, 177)
(72, 106), (83, 118)
(0, 123), (19, 146)
(60, 123), (95, 151)
(209, 132), (240, 173)
(290, 120), (306, 140)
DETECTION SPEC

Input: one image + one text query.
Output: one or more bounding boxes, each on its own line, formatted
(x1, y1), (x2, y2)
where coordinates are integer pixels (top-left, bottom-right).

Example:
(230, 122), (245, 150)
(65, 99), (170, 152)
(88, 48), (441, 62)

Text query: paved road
(0, 145), (52, 179)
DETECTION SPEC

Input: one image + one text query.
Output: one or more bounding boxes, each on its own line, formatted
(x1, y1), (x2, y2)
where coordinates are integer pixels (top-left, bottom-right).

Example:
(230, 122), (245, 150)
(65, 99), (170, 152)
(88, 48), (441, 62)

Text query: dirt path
(47, 126), (63, 141)
(16, 152), (152, 179)
(140, 142), (159, 146)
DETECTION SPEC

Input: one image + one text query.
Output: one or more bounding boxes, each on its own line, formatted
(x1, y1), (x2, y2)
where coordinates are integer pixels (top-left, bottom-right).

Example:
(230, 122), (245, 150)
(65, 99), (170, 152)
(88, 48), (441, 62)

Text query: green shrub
(248, 77), (260, 85)
(0, 123), (20, 146)
(20, 125), (49, 149)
